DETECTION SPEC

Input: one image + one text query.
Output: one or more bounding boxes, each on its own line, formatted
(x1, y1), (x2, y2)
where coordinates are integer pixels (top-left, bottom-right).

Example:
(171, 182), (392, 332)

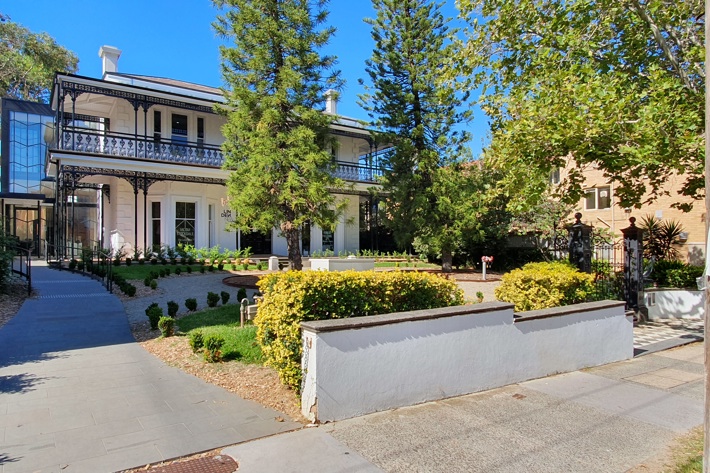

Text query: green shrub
(125, 257), (132, 266)
(151, 257), (158, 265)
(68, 259), (78, 271)
(123, 283), (136, 297)
(175, 267), (182, 276)
(186, 265), (192, 274)
(167, 300), (179, 318)
(150, 279), (158, 290)
(200, 266), (205, 274)
(185, 298), (198, 312)
(217, 263), (224, 271)
(255, 270), (463, 391)
(158, 316), (175, 337)
(652, 259), (686, 287)
(208, 265), (215, 272)
(237, 287), (248, 302)
(138, 258), (145, 265)
(143, 277), (152, 287)
(220, 291), (230, 305)
(495, 261), (597, 312)
(146, 303), (162, 330)
(666, 264), (704, 289)
(203, 334), (225, 362)
(188, 330), (204, 353)
(207, 291), (220, 307)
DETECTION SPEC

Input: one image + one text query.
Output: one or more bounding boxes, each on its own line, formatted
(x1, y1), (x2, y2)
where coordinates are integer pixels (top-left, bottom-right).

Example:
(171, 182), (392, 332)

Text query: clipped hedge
(495, 261), (597, 312)
(255, 270), (464, 391)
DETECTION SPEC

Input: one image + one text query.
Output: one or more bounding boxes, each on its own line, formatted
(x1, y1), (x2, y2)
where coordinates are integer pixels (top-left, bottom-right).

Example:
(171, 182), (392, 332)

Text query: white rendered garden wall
(301, 300), (632, 422)
(645, 289), (704, 319)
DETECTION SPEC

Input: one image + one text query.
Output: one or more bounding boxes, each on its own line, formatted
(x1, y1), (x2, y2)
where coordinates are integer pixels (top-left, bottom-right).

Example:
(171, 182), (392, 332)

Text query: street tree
(411, 161), (512, 270)
(360, 0), (471, 271)
(458, 0), (704, 212)
(0, 15), (78, 103)
(214, 0), (345, 270)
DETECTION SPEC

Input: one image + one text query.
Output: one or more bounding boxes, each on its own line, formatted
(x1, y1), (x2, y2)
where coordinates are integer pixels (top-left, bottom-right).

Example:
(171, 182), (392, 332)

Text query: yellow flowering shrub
(255, 270), (464, 391)
(494, 261), (597, 312)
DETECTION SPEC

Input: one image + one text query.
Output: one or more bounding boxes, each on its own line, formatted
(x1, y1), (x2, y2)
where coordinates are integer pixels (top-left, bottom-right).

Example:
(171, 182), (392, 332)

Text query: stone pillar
(621, 217), (647, 319)
(268, 256), (279, 271)
(567, 212), (592, 273)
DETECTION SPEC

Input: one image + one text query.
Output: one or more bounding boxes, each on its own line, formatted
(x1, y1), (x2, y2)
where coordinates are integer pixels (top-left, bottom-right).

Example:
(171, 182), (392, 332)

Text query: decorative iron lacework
(59, 165), (226, 189)
(61, 130), (225, 167)
(59, 79), (216, 114)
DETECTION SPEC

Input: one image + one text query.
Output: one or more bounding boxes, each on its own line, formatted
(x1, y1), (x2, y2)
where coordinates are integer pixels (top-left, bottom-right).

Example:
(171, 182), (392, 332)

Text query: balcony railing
(60, 128), (225, 167)
(58, 128), (385, 183)
(332, 161), (384, 183)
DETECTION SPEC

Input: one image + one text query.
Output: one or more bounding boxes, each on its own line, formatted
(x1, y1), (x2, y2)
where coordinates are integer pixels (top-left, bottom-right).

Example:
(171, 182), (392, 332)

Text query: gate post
(621, 217), (647, 319)
(567, 212), (592, 273)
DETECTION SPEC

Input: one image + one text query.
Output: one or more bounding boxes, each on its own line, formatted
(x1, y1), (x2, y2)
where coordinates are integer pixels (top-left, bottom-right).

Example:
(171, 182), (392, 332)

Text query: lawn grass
(374, 261), (439, 269)
(113, 263), (261, 280)
(670, 426), (703, 472)
(176, 304), (262, 364)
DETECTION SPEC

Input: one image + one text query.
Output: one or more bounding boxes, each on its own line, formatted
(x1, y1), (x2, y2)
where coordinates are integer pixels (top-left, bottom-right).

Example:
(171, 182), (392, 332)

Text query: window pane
(151, 201), (160, 218)
(598, 187), (611, 209)
(185, 202), (195, 219)
(171, 114), (187, 143)
(584, 190), (596, 210)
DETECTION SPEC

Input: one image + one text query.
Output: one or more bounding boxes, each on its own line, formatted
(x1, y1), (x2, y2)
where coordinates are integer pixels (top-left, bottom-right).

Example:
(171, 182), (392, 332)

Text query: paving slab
(222, 427), (384, 473)
(224, 343), (702, 473)
(0, 267), (299, 473)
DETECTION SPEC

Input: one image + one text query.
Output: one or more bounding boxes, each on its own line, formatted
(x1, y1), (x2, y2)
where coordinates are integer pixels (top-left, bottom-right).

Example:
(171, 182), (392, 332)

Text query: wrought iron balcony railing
(332, 161), (384, 183)
(58, 128), (384, 183)
(60, 128), (225, 167)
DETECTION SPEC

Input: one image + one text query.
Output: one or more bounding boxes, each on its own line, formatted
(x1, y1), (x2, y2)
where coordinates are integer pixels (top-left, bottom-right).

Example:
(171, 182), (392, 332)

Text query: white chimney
(325, 89), (338, 115)
(98, 45), (122, 76)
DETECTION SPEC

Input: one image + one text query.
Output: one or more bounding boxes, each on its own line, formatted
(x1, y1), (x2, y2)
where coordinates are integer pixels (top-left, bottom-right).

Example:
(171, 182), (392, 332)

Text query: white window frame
(583, 187), (611, 210)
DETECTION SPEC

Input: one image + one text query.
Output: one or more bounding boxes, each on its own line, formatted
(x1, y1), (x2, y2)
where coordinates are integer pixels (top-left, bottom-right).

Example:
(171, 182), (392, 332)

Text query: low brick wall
(301, 300), (632, 422)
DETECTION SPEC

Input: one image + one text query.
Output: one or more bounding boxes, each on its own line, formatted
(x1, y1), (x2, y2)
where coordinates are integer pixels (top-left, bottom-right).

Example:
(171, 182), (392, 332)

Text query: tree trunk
(441, 249), (453, 273)
(284, 226), (303, 271)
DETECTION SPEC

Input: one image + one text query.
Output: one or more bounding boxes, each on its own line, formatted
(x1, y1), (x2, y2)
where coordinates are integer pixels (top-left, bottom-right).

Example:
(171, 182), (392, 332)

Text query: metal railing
(61, 128), (225, 167)
(45, 242), (113, 293)
(332, 161), (384, 183)
(10, 246), (32, 296)
(59, 128), (386, 183)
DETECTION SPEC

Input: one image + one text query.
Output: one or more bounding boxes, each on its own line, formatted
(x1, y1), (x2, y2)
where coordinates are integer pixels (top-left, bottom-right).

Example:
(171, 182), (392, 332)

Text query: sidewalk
(223, 342), (704, 473)
(0, 267), (299, 473)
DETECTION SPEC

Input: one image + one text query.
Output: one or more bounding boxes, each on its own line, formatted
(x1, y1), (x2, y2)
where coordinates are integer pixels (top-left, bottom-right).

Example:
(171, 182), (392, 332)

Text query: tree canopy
(214, 0), (345, 270)
(360, 0), (471, 271)
(459, 0), (704, 212)
(0, 15), (78, 103)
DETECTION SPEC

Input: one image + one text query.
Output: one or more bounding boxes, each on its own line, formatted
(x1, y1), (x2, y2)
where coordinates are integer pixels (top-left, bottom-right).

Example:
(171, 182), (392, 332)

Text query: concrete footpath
(0, 267), (299, 473)
(224, 342), (704, 473)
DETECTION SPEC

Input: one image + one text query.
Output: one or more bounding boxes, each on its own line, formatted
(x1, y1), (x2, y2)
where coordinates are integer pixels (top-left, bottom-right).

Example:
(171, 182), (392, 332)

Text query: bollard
(481, 256), (494, 281)
(482, 261), (487, 280)
(240, 298), (249, 328)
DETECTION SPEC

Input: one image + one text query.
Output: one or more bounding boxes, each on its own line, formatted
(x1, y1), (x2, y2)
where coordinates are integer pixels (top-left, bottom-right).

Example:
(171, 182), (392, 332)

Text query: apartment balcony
(57, 128), (384, 183)
(59, 128), (225, 167)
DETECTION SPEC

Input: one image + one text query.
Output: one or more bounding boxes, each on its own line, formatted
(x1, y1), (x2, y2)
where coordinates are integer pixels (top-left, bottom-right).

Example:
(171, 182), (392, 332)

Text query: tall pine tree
(214, 0), (344, 270)
(360, 0), (470, 271)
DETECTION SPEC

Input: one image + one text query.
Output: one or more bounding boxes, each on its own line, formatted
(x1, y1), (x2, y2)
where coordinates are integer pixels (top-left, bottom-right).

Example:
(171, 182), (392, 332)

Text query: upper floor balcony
(57, 126), (386, 184)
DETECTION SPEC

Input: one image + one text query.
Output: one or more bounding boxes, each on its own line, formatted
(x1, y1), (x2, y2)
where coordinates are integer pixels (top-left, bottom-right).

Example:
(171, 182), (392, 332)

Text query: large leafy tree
(411, 161), (512, 269)
(214, 0), (345, 270)
(0, 15), (78, 103)
(459, 0), (704, 212)
(360, 0), (471, 271)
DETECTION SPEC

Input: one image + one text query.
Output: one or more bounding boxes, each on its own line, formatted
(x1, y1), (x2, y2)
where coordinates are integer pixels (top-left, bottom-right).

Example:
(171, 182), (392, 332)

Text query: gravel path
(122, 273), (259, 325)
(121, 271), (502, 325)
(457, 280), (501, 304)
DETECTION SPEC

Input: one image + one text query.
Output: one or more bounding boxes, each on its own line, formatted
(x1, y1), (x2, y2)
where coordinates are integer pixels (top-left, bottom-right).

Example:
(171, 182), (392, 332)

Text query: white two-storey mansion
(32, 46), (393, 259)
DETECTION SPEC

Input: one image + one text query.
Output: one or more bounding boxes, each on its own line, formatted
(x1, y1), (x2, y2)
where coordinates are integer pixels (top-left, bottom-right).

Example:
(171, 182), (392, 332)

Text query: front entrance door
(241, 230), (272, 254)
(13, 207), (39, 256)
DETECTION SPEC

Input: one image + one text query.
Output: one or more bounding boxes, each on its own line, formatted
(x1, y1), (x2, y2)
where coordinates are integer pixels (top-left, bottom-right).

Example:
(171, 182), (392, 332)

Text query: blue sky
(4, 0), (488, 156)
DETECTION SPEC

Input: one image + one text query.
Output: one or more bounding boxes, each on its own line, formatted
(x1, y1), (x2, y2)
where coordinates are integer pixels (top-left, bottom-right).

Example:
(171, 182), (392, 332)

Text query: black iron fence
(45, 242), (113, 293)
(553, 214), (645, 315)
(10, 246), (32, 296)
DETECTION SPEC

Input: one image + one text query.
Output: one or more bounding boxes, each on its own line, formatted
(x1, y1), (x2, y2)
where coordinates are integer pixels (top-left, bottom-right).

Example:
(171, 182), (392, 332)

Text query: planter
(310, 257), (375, 272)
(645, 288), (704, 319)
